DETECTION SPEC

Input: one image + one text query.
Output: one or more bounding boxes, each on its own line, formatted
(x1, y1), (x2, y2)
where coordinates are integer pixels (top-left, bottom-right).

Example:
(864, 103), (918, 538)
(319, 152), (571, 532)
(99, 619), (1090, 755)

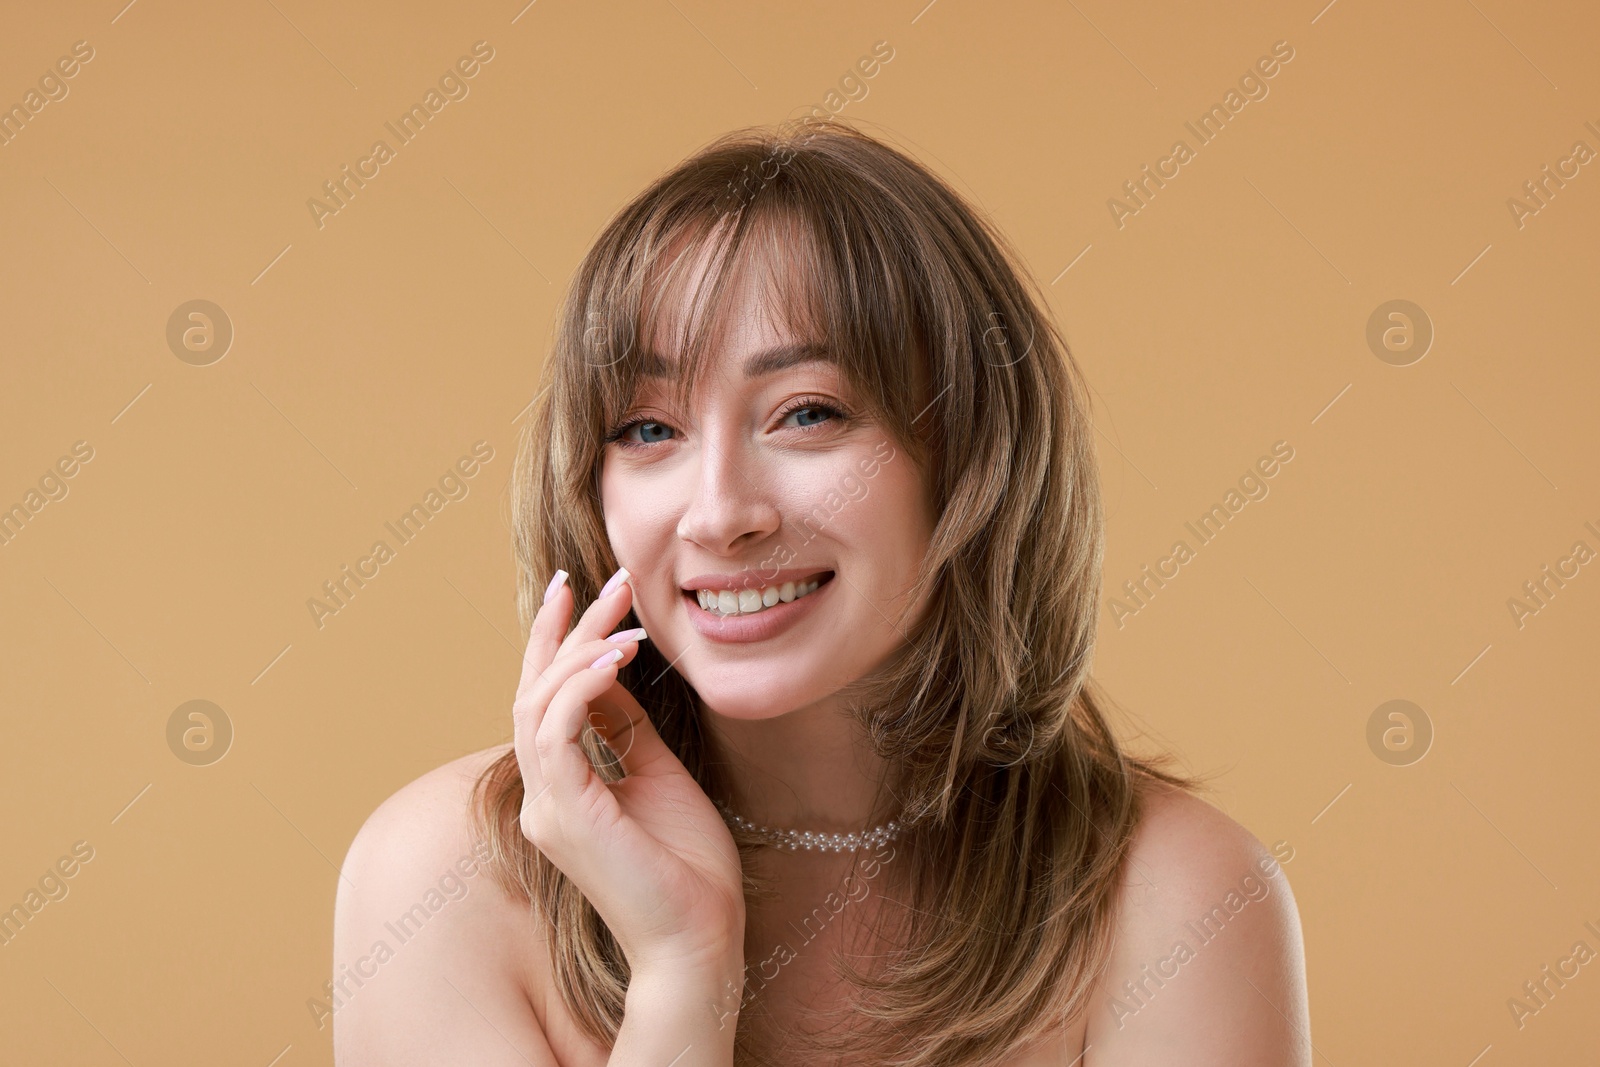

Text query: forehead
(636, 217), (837, 385)
(635, 339), (837, 381)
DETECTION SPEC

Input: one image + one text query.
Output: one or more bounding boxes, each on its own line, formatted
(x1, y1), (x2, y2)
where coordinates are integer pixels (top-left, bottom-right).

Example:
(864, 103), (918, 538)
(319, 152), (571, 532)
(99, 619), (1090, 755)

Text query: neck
(698, 692), (896, 832)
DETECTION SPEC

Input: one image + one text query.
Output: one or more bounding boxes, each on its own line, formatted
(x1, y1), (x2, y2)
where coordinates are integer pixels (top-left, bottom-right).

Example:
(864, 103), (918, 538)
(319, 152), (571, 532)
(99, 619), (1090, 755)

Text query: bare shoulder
(1083, 783), (1311, 1067)
(332, 744), (561, 1066)
(340, 744), (510, 883)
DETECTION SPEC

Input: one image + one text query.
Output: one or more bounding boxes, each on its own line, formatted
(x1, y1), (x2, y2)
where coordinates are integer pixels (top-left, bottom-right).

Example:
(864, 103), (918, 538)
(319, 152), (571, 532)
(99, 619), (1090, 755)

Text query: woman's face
(597, 264), (936, 721)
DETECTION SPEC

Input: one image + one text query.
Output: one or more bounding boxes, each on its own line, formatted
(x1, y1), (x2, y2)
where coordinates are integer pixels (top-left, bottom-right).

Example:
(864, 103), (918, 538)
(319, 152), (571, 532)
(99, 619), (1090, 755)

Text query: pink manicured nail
(607, 627), (647, 644)
(589, 648), (624, 669)
(598, 566), (630, 599)
(543, 569), (568, 604)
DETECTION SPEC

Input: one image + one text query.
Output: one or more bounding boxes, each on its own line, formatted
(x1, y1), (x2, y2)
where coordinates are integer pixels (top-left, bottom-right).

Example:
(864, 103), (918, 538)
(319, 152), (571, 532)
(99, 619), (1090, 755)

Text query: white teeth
(693, 576), (827, 617)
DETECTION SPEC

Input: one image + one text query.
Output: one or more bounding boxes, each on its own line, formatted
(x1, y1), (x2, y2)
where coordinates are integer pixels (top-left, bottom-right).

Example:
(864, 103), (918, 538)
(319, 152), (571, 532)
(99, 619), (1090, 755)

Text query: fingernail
(607, 627), (647, 644)
(599, 566), (630, 599)
(589, 648), (624, 669)
(543, 569), (569, 605)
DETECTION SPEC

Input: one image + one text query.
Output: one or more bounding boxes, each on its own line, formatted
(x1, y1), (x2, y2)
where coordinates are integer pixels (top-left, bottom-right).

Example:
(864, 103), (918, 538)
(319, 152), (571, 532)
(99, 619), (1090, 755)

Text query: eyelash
(604, 395), (848, 450)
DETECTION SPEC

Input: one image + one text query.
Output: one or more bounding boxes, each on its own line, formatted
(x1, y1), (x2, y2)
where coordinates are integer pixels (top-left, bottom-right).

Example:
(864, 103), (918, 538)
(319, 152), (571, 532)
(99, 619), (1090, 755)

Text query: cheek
(809, 451), (930, 571)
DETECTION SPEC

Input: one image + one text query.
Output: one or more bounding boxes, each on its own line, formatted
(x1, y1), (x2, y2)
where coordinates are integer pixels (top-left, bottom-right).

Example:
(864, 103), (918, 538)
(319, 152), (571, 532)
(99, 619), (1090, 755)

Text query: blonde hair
(472, 119), (1193, 1066)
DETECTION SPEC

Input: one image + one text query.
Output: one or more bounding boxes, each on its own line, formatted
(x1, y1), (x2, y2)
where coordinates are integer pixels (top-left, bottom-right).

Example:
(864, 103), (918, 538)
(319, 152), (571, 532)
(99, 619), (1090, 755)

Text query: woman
(333, 121), (1310, 1066)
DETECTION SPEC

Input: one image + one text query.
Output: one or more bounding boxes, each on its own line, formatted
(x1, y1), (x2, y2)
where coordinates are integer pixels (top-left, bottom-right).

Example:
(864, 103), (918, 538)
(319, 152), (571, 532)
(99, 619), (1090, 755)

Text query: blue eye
(604, 419), (676, 449)
(787, 406), (831, 427)
(779, 398), (847, 430)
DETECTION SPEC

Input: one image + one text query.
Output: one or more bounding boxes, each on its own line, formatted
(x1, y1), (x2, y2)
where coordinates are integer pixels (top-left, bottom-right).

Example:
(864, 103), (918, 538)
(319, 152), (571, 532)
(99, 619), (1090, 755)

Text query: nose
(675, 434), (782, 555)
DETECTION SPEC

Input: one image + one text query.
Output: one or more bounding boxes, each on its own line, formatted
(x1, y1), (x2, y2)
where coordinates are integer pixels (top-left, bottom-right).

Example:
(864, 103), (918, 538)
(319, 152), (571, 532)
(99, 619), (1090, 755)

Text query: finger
(568, 566), (638, 647)
(515, 568), (573, 723)
(583, 680), (678, 780)
(516, 630), (645, 805)
(516, 622), (648, 748)
(536, 648), (635, 809)
(515, 571), (639, 720)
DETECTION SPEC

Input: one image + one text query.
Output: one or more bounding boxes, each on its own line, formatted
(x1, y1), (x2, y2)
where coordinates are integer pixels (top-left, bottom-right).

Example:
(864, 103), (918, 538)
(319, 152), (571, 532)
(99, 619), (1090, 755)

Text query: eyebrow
(636, 340), (834, 380)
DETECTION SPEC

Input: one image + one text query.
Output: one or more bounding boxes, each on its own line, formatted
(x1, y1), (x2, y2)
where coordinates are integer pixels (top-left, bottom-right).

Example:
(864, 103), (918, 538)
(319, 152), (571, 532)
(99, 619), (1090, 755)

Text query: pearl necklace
(715, 802), (903, 853)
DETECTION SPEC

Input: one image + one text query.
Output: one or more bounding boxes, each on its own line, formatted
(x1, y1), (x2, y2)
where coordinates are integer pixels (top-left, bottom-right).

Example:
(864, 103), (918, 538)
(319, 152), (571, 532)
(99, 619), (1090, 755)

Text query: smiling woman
(333, 120), (1311, 1067)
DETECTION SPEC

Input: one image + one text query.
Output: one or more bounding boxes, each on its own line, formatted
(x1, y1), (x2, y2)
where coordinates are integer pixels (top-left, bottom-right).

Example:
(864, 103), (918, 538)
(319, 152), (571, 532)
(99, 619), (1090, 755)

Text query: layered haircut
(472, 120), (1192, 1066)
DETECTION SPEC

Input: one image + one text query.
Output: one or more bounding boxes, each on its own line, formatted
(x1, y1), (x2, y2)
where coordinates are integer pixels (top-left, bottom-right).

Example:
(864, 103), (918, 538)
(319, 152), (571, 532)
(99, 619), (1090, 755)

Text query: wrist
(627, 958), (746, 1030)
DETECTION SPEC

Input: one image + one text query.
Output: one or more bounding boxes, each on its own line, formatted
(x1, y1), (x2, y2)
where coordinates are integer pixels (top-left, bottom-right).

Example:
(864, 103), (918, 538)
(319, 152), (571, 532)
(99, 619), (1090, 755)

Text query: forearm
(610, 964), (744, 1066)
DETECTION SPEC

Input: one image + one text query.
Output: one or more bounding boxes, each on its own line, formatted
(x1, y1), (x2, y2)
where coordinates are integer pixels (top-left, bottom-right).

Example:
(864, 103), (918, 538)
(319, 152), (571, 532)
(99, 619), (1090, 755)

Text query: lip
(684, 571), (836, 644)
(680, 567), (833, 593)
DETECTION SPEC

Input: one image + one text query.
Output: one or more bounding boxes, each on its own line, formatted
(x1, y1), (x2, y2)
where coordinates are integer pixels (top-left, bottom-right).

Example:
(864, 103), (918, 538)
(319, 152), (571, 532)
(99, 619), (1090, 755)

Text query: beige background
(2, 0), (1596, 1062)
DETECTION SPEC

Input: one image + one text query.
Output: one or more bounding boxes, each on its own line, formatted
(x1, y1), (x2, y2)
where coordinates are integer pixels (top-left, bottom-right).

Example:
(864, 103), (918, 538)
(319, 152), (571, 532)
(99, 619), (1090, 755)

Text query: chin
(682, 660), (839, 721)
(688, 679), (811, 720)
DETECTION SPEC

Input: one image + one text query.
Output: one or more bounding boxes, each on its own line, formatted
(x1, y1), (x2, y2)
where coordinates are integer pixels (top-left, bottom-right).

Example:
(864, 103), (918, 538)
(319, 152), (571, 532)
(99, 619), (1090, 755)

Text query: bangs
(570, 152), (932, 457)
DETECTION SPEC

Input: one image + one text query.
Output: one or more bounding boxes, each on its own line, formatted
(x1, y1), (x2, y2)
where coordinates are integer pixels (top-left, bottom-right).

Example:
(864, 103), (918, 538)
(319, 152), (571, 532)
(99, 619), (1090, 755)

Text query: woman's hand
(512, 567), (746, 981)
